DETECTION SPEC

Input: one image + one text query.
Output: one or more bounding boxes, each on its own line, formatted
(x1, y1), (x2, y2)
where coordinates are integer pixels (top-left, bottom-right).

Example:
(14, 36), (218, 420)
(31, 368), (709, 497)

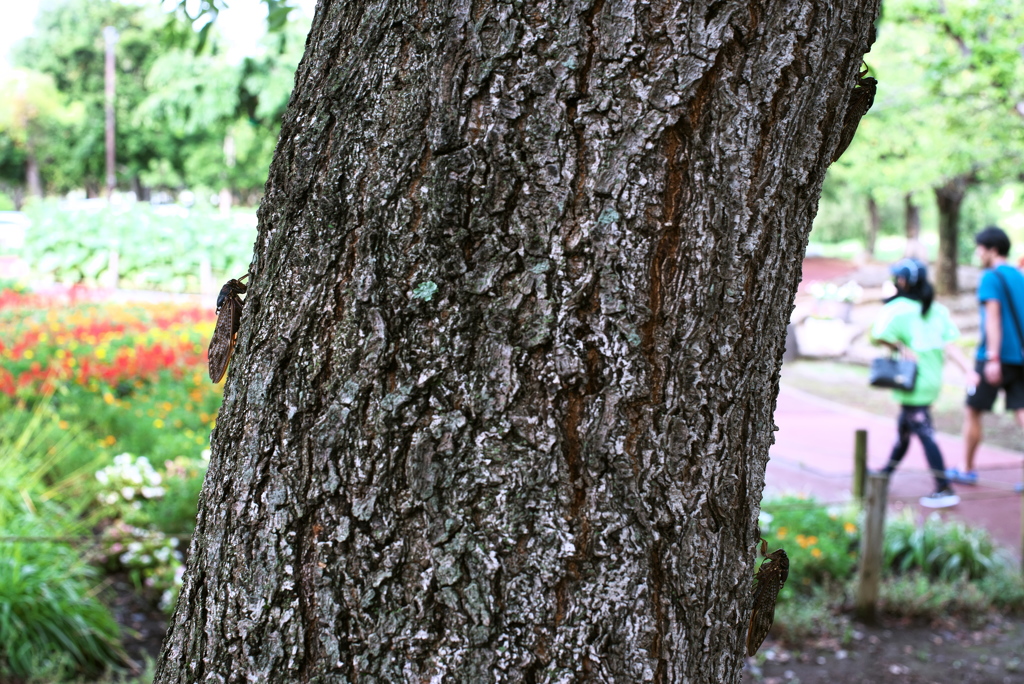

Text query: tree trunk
(934, 176), (969, 295)
(865, 194), (880, 258)
(903, 192), (922, 259)
(156, 1), (879, 682)
(25, 144), (42, 199)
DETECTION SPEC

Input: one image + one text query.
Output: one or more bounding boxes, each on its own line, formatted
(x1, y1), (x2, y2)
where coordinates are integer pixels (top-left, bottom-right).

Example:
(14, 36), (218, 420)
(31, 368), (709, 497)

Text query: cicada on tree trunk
(830, 64), (877, 164)
(208, 274), (248, 383)
(746, 537), (790, 656)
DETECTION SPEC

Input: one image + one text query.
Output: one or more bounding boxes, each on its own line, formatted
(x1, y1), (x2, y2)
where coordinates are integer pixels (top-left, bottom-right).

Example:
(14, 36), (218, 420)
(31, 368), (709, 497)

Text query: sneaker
(920, 489), (960, 508)
(946, 468), (978, 485)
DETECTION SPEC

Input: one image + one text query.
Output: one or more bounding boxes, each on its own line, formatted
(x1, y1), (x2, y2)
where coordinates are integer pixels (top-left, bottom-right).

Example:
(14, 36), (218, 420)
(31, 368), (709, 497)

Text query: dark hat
(890, 258), (927, 287)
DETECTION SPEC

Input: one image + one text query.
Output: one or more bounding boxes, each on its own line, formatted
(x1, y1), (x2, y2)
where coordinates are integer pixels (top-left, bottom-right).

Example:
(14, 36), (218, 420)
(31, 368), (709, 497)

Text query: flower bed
(0, 289), (222, 664)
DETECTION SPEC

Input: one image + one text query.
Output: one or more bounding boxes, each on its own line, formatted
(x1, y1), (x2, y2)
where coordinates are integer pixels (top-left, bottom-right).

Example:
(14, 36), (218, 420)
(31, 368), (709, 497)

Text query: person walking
(872, 258), (972, 508)
(951, 226), (1024, 484)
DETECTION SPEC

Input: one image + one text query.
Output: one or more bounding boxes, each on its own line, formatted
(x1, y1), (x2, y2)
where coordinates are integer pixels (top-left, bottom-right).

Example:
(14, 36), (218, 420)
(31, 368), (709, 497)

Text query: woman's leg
(907, 406), (951, 491)
(884, 407), (913, 473)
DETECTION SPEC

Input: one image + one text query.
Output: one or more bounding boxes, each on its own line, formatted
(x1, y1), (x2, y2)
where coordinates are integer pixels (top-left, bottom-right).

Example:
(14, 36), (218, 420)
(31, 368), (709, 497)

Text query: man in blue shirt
(953, 226), (1024, 484)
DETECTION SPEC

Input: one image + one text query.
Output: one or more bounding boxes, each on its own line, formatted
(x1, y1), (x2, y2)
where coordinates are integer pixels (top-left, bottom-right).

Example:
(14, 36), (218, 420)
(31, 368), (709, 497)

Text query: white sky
(0, 0), (318, 69)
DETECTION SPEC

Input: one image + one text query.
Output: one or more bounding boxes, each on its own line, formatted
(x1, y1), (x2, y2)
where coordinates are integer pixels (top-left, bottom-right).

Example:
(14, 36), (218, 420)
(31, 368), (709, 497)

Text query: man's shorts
(966, 360), (1024, 411)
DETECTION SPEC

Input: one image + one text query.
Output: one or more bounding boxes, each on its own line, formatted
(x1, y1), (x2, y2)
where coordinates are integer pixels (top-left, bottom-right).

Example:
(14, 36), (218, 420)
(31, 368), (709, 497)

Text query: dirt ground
(748, 615), (1024, 684)
(103, 574), (167, 675)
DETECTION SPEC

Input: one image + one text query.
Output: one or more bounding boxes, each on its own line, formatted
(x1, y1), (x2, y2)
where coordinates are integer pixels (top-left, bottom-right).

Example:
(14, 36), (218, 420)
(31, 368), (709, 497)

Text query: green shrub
(770, 581), (852, 645)
(0, 401), (126, 680)
(20, 201), (255, 292)
(879, 573), (990, 620)
(759, 496), (860, 597)
(136, 454), (207, 534)
(98, 523), (185, 614)
(0, 516), (125, 680)
(884, 511), (998, 581)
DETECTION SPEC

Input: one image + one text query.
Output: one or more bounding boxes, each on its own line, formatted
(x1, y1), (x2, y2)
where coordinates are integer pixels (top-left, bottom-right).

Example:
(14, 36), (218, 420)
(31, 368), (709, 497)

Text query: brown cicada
(831, 64), (877, 164)
(746, 537), (790, 656)
(208, 274), (248, 383)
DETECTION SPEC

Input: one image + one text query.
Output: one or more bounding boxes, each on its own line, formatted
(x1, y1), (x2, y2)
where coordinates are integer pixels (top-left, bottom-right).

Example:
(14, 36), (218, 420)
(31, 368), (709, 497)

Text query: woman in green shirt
(871, 259), (973, 508)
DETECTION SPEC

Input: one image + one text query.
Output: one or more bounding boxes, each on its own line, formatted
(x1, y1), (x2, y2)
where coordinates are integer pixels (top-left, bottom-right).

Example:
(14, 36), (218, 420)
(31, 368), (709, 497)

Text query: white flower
(141, 486), (166, 499)
(96, 470), (109, 485)
(120, 486), (136, 500)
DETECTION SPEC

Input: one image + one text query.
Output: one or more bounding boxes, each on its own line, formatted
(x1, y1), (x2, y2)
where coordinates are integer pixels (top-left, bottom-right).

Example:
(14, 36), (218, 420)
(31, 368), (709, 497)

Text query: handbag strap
(991, 267), (1024, 356)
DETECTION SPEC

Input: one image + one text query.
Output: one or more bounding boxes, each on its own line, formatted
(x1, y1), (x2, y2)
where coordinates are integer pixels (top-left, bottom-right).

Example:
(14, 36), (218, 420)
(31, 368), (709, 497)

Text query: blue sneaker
(946, 469), (978, 485)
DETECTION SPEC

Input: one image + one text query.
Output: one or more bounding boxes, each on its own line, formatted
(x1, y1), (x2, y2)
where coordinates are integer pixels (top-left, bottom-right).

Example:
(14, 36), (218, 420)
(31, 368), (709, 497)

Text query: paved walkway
(767, 384), (1024, 556)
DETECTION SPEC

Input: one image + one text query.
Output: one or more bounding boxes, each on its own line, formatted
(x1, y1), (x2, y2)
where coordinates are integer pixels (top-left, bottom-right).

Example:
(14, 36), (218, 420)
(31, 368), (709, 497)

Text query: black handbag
(869, 356), (917, 391)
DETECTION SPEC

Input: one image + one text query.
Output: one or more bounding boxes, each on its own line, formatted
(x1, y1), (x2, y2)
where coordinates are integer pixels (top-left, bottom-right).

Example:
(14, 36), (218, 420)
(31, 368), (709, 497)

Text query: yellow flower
(811, 548), (822, 558)
(844, 522), (857, 534)
(58, 421), (69, 430)
(103, 435), (116, 446)
(153, 419), (164, 428)
(776, 527), (788, 540)
(103, 392), (115, 405)
(23, 349), (33, 359)
(95, 347), (107, 359)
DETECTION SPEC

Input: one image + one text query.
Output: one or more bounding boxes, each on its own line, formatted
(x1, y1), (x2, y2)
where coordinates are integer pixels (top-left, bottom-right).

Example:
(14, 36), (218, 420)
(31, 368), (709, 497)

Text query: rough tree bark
(156, 1), (878, 681)
(934, 175), (970, 295)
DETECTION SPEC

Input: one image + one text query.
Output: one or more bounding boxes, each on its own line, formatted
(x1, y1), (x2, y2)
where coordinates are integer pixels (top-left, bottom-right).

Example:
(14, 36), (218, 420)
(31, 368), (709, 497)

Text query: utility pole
(103, 26), (119, 201)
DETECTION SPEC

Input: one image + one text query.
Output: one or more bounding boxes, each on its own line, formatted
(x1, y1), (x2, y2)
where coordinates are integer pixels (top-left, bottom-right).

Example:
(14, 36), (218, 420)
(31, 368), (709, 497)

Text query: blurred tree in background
(815, 0), (1024, 289)
(0, 0), (1021, 268)
(11, 0), (189, 197)
(0, 0), (308, 205)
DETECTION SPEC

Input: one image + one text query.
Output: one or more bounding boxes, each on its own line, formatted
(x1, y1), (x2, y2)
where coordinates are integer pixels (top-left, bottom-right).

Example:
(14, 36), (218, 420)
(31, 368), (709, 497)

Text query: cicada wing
(746, 550), (789, 656)
(746, 576), (780, 655)
(208, 296), (239, 383)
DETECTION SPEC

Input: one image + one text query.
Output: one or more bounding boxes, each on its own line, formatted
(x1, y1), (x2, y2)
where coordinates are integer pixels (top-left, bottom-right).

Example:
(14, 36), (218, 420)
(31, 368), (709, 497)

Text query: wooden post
(853, 429), (868, 501)
(856, 473), (888, 623)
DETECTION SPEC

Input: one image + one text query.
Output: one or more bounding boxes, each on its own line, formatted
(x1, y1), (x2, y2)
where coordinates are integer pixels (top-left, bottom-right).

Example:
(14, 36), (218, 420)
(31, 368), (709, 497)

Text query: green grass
(0, 400), (126, 680)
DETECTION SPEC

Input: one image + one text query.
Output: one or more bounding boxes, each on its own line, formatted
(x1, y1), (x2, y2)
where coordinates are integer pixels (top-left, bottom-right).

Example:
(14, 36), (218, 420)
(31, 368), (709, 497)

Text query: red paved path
(768, 385), (1024, 556)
